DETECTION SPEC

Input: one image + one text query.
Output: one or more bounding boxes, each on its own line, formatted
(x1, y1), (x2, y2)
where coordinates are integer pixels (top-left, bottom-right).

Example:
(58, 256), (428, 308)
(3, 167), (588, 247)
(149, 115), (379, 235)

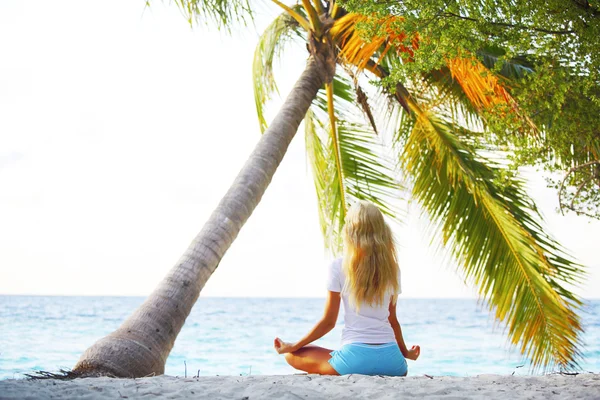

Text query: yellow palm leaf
(331, 13), (414, 72)
(447, 56), (513, 109)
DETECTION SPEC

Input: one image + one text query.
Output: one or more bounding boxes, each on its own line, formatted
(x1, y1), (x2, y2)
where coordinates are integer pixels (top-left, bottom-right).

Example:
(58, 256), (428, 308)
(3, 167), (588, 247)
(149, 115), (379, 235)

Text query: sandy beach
(1, 373), (599, 399)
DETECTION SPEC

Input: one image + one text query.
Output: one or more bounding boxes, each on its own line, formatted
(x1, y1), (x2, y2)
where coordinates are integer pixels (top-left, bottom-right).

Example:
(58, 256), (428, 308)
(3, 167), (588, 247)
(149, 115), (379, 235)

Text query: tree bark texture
(73, 50), (334, 378)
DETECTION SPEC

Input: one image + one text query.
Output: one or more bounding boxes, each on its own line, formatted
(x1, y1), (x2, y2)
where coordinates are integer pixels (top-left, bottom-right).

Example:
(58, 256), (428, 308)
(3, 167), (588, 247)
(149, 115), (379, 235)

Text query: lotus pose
(274, 201), (420, 376)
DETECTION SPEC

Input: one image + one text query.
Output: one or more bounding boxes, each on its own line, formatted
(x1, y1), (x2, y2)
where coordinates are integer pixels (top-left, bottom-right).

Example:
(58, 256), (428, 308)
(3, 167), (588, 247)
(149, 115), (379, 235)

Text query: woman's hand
(274, 337), (298, 354)
(405, 345), (421, 361)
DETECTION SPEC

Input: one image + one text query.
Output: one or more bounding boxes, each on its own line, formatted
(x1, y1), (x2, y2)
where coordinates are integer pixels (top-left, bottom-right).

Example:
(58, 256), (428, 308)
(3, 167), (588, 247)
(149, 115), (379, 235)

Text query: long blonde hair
(342, 201), (399, 309)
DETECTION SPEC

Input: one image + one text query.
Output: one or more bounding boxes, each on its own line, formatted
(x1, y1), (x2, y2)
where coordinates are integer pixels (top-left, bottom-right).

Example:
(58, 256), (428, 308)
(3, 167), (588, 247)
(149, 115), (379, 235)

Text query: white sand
(1, 374), (599, 399)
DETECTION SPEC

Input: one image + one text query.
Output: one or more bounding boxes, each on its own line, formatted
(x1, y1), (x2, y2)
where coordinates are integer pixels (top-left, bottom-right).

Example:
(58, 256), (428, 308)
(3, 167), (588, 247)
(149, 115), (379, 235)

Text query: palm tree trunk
(73, 48), (334, 378)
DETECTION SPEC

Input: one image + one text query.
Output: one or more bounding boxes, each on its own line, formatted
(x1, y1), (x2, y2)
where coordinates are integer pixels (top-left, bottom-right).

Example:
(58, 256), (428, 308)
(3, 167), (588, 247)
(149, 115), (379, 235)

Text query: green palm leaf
(305, 108), (345, 250)
(173, 0), (253, 28)
(306, 75), (403, 252)
(400, 109), (584, 369)
(253, 6), (306, 132)
(477, 47), (535, 80)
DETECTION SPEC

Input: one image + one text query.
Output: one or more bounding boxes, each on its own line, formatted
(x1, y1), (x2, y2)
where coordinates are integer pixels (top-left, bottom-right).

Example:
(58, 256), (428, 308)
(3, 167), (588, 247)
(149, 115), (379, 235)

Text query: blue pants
(328, 342), (408, 376)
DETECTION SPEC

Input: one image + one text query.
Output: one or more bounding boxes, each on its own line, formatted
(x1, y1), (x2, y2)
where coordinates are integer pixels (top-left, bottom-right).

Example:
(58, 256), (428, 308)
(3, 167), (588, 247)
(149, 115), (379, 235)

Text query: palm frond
(173, 0), (253, 29)
(400, 108), (585, 370)
(325, 82), (347, 213)
(331, 13), (413, 74)
(477, 47), (535, 81)
(338, 121), (401, 218)
(299, 0), (322, 36)
(446, 56), (514, 111)
(445, 55), (538, 134)
(271, 0), (312, 31)
(311, 0), (325, 15)
(306, 74), (403, 252)
(253, 6), (306, 132)
(420, 68), (482, 125)
(305, 108), (345, 251)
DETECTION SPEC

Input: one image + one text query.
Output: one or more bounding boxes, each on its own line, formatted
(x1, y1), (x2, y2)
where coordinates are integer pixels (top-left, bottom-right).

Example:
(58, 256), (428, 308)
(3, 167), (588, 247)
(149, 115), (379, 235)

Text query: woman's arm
(388, 295), (420, 360)
(274, 291), (341, 354)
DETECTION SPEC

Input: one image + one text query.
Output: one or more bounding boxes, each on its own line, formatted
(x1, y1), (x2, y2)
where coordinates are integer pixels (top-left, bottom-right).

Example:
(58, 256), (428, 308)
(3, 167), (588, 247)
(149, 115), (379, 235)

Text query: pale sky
(0, 0), (598, 299)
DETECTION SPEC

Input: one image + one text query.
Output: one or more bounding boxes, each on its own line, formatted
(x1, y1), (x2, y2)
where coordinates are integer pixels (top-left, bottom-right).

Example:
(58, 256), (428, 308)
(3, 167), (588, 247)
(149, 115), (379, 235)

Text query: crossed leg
(284, 345), (339, 375)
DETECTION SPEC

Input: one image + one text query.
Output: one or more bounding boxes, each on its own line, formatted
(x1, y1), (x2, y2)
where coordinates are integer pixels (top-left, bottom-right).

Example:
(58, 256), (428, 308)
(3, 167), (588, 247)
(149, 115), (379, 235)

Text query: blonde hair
(342, 201), (399, 309)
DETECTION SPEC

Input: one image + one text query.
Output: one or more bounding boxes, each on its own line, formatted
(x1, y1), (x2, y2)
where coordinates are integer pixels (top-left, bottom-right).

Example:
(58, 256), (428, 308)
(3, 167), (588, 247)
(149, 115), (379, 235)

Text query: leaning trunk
(73, 49), (334, 378)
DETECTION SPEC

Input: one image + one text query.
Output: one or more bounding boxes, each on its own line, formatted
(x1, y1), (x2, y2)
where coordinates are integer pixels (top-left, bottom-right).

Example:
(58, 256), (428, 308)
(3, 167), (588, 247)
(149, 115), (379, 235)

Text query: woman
(274, 201), (420, 376)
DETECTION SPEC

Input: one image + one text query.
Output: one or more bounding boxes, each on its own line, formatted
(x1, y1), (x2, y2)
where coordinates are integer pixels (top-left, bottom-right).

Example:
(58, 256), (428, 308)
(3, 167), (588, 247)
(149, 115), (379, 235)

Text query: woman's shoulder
(327, 257), (344, 276)
(326, 257), (345, 292)
(330, 257), (343, 271)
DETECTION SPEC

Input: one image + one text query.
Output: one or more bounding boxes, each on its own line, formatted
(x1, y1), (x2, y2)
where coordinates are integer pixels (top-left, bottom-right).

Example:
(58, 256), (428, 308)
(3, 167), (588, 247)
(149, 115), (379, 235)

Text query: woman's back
(327, 257), (402, 346)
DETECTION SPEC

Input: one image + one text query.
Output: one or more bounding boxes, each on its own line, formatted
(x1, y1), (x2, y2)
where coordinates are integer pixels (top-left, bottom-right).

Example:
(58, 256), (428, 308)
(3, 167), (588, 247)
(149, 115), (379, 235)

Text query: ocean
(1, 296), (598, 379)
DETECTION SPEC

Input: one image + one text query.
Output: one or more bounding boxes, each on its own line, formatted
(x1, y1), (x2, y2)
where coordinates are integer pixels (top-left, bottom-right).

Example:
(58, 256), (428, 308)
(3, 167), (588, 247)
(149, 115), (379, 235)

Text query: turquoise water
(0, 296), (598, 379)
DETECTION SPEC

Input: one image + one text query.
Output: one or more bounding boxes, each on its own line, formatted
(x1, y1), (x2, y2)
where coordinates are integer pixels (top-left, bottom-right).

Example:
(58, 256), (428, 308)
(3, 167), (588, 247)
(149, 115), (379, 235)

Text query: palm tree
(73, 0), (584, 377)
